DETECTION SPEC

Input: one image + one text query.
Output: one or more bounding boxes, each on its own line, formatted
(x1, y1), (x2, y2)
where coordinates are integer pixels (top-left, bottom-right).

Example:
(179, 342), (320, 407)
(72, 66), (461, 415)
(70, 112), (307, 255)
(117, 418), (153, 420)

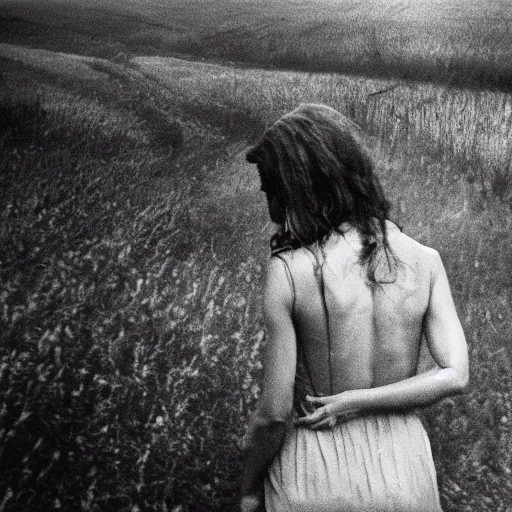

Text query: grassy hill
(1, 39), (512, 510)
(1, 0), (512, 90)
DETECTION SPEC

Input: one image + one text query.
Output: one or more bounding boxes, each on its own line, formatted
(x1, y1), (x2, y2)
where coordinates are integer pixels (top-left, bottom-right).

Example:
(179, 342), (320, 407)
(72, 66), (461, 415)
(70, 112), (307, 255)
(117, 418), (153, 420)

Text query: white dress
(265, 411), (442, 512)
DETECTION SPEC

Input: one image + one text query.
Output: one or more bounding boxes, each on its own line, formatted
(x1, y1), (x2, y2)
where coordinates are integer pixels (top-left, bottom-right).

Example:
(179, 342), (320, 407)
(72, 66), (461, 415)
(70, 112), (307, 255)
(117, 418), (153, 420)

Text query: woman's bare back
(282, 221), (436, 395)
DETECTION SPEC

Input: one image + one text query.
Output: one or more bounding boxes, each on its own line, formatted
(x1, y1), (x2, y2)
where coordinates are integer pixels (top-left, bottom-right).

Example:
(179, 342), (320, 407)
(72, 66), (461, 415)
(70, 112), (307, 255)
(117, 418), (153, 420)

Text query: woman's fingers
(295, 398), (359, 429)
(302, 413), (339, 430)
(306, 395), (330, 405)
(295, 407), (326, 426)
(308, 417), (335, 430)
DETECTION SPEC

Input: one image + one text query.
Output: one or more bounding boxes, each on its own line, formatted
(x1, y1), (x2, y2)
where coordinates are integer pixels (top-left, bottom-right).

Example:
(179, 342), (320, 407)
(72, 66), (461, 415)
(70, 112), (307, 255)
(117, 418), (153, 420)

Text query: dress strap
(273, 254), (296, 315)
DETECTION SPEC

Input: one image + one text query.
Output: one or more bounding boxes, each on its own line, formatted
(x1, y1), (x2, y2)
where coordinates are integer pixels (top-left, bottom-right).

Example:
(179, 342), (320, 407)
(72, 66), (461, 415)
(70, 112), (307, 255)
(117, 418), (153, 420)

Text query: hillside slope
(1, 0), (512, 90)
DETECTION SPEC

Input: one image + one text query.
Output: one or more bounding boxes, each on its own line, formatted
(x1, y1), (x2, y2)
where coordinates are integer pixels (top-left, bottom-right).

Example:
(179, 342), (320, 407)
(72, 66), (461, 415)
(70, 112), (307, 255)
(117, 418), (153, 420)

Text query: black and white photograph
(0, 0), (511, 510)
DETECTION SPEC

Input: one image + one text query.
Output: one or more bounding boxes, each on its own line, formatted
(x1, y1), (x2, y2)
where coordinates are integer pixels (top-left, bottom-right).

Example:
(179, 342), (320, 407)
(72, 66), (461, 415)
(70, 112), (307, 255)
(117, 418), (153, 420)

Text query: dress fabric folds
(264, 412), (442, 512)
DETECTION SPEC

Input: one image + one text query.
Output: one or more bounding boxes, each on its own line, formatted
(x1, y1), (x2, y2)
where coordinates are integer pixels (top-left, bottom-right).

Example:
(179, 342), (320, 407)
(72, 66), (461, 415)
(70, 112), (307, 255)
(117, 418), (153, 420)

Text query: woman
(240, 104), (469, 512)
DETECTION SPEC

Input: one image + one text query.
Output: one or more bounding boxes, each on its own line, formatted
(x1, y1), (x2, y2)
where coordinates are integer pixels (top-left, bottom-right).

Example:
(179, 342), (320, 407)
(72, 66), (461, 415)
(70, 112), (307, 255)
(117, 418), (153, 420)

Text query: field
(1, 1), (512, 511)
(1, 0), (512, 90)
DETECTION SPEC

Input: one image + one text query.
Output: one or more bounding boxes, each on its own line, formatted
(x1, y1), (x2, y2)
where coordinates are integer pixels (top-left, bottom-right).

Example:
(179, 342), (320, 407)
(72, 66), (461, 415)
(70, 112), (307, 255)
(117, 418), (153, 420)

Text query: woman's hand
(295, 392), (360, 429)
(240, 494), (263, 512)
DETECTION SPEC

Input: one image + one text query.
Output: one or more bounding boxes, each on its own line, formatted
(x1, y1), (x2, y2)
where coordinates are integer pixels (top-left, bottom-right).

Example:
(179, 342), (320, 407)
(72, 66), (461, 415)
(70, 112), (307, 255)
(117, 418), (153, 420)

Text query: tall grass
(0, 45), (511, 511)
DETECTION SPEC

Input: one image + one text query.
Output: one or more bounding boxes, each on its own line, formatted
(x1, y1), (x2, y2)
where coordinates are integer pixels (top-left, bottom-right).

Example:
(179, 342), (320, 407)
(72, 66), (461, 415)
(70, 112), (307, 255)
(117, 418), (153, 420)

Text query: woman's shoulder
(386, 223), (441, 266)
(268, 234), (319, 283)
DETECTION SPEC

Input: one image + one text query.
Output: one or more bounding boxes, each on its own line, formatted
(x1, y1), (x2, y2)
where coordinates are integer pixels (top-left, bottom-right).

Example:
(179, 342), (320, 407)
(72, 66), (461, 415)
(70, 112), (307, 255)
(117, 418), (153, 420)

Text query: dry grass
(0, 42), (511, 511)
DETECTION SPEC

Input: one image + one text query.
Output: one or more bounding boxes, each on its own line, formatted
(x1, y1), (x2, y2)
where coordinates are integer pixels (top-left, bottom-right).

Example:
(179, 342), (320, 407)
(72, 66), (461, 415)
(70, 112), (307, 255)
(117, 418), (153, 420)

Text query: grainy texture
(0, 4), (511, 510)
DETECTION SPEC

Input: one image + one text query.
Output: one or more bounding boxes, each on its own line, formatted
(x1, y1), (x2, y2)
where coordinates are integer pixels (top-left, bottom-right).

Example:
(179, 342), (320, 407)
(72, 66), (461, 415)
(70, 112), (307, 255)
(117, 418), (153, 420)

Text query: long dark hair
(246, 103), (398, 284)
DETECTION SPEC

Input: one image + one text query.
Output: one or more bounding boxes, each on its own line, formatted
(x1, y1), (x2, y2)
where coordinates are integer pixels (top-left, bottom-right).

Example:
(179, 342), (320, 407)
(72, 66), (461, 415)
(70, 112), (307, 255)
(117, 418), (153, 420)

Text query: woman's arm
(240, 256), (297, 505)
(296, 249), (469, 429)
